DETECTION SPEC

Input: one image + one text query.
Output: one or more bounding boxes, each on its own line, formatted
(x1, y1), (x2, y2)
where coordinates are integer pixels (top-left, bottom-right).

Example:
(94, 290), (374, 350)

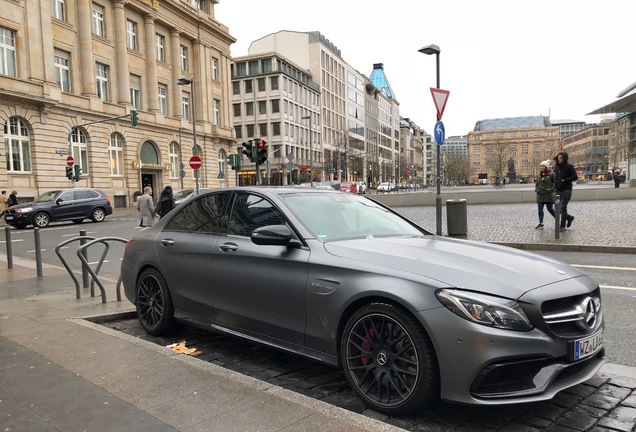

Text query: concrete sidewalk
(1, 192), (635, 432)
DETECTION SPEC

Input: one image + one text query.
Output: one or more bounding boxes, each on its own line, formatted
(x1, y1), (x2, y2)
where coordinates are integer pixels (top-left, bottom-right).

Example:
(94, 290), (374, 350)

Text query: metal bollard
(34, 227), (43, 277)
(80, 230), (89, 288)
(4, 226), (12, 269)
(554, 194), (561, 240)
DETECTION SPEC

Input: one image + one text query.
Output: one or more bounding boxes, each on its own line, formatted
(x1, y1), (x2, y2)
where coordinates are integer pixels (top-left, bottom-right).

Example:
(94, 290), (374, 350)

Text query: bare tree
(444, 153), (471, 186)
(484, 141), (508, 181)
(609, 117), (629, 172)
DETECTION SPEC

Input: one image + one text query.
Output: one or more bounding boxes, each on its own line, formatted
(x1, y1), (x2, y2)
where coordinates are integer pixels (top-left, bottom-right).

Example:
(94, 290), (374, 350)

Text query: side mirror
(251, 225), (292, 246)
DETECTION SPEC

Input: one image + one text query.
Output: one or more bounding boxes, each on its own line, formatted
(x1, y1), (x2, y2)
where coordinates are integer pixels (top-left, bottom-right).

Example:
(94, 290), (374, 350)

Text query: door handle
(160, 239), (175, 246)
(219, 243), (238, 252)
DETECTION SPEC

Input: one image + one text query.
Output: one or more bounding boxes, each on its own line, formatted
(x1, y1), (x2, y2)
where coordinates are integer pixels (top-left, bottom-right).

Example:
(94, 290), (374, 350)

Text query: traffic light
(74, 165), (82, 181)
(66, 166), (73, 180)
(130, 110), (139, 127)
(227, 154), (235, 168)
(242, 140), (255, 162)
(256, 139), (268, 165)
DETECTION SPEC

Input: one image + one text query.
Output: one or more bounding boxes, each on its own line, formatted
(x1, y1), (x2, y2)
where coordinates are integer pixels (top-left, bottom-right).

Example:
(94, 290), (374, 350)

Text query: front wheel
(135, 268), (174, 336)
(33, 212), (50, 228)
(341, 303), (439, 415)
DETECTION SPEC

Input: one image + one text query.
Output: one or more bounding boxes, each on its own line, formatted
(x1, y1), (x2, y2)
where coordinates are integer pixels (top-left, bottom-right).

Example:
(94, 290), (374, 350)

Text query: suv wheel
(91, 208), (106, 223)
(33, 212), (50, 228)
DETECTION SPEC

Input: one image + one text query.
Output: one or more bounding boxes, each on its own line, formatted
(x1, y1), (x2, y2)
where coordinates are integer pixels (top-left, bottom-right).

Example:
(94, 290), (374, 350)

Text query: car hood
(8, 201), (41, 210)
(323, 236), (586, 299)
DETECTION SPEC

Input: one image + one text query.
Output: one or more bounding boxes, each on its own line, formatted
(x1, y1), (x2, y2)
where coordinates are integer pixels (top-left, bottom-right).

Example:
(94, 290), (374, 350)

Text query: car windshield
(35, 191), (62, 202)
(282, 193), (426, 241)
(173, 189), (194, 200)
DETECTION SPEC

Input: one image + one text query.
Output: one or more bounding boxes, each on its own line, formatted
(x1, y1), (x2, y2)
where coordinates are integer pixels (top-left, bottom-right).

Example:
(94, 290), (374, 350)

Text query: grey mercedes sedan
(121, 187), (604, 415)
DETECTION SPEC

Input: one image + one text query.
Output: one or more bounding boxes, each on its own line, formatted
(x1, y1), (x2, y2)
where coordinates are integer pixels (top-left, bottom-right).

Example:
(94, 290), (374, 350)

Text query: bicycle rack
(55, 236), (127, 303)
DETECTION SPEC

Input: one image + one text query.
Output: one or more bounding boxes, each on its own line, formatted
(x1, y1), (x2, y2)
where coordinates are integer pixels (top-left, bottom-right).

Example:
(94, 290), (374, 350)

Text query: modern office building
(561, 124), (610, 181)
(1, 0), (236, 205)
(550, 119), (587, 140)
(467, 116), (560, 184)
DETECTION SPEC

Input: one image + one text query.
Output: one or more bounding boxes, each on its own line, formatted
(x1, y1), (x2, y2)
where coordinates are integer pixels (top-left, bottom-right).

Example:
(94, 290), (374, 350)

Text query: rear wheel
(33, 212), (50, 228)
(135, 268), (174, 336)
(341, 303), (439, 415)
(91, 207), (106, 222)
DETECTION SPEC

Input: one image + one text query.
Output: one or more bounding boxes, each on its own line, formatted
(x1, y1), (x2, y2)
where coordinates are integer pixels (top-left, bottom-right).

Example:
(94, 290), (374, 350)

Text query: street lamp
(418, 44), (442, 235)
(177, 77), (199, 194)
(301, 115), (313, 187)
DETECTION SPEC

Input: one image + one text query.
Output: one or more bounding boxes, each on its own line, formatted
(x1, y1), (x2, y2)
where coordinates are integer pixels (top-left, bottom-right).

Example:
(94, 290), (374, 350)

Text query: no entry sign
(189, 155), (202, 170)
(66, 156), (74, 167)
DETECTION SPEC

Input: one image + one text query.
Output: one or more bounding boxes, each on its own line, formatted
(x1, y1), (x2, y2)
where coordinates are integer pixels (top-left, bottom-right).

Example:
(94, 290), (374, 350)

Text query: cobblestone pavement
(395, 198), (636, 249)
(102, 315), (636, 432)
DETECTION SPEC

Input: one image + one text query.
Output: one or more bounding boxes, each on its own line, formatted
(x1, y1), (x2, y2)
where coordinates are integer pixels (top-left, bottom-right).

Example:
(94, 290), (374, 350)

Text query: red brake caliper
(360, 322), (381, 365)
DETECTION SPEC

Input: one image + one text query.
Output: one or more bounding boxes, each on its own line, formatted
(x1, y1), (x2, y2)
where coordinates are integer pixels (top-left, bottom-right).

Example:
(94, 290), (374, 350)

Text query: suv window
(58, 191), (74, 202)
(75, 190), (92, 200)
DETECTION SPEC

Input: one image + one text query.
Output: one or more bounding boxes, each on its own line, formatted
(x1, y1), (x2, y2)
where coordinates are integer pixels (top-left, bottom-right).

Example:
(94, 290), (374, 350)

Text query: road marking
(88, 260), (109, 265)
(0, 239), (24, 243)
(573, 264), (636, 272)
(27, 249), (47, 253)
(600, 285), (636, 292)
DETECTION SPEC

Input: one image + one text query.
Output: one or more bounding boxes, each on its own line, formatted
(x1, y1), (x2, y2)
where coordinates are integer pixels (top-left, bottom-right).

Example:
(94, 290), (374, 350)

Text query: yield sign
(430, 88), (450, 120)
(189, 155), (202, 170)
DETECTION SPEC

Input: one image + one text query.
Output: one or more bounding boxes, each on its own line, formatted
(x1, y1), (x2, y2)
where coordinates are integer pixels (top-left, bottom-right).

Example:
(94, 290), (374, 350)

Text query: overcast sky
(216, 0), (635, 137)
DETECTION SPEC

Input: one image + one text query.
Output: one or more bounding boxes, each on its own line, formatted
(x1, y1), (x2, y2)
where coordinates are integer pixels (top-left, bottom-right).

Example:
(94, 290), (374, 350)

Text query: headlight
(16, 207), (32, 213)
(436, 289), (533, 331)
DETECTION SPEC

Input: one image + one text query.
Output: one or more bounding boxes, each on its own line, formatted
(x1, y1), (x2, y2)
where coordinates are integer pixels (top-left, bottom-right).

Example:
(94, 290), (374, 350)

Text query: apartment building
(399, 117), (426, 186)
(467, 116), (560, 184)
(1, 0), (236, 206)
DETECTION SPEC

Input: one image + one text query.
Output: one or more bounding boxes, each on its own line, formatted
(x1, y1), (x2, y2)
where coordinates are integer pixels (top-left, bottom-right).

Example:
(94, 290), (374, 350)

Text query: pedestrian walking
(8, 190), (18, 207)
(154, 185), (174, 219)
(136, 186), (155, 227)
(614, 170), (621, 188)
(553, 152), (577, 232)
(0, 190), (8, 219)
(534, 160), (556, 229)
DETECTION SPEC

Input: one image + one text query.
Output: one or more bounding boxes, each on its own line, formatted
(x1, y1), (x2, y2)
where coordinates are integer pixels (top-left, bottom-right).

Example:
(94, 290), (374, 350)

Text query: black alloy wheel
(135, 268), (174, 336)
(33, 212), (50, 228)
(341, 303), (439, 415)
(91, 207), (106, 222)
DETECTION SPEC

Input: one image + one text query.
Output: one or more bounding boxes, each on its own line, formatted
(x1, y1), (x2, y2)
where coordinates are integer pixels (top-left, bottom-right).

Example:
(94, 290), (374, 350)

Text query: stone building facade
(1, 0), (236, 206)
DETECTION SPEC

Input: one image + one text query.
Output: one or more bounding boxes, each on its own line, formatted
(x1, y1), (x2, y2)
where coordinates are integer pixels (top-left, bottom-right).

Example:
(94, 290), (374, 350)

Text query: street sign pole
(430, 87), (450, 236)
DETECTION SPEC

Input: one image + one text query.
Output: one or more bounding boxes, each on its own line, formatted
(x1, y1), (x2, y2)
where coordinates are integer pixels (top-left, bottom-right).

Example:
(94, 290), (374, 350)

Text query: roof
(587, 81), (636, 115)
(369, 63), (396, 100)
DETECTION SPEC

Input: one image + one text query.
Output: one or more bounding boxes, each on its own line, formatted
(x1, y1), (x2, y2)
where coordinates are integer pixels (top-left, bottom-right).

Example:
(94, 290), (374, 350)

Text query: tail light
(125, 237), (134, 252)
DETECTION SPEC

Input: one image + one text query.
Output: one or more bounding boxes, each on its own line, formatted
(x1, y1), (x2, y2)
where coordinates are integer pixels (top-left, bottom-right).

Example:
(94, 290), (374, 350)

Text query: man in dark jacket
(553, 152), (578, 232)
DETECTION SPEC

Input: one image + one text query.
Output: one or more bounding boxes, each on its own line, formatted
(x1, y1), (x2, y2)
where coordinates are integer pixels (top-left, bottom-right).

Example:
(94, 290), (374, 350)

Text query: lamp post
(419, 44), (442, 235)
(177, 77), (199, 194)
(301, 115), (313, 187)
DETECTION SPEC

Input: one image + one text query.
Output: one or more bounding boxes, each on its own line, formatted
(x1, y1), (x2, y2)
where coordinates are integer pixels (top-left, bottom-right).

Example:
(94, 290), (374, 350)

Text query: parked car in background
(377, 182), (392, 192)
(4, 188), (113, 229)
(173, 188), (213, 205)
(339, 181), (357, 194)
(122, 187), (604, 415)
(355, 181), (367, 194)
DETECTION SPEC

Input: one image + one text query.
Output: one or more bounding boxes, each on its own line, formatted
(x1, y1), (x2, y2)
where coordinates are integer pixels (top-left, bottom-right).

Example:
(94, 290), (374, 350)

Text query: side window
(164, 193), (230, 234)
(74, 190), (91, 200)
(58, 191), (74, 202)
(227, 193), (286, 237)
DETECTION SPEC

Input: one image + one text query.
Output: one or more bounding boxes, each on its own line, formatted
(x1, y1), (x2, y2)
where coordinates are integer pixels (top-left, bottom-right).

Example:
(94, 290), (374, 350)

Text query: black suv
(4, 188), (113, 229)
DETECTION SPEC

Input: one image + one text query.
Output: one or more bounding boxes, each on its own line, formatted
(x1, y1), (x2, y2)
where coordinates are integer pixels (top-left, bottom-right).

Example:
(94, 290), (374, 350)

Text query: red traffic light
(257, 139), (266, 148)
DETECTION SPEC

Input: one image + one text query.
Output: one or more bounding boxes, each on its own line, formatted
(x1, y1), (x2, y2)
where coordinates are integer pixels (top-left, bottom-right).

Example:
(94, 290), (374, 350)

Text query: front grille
(471, 357), (551, 396)
(541, 288), (602, 337)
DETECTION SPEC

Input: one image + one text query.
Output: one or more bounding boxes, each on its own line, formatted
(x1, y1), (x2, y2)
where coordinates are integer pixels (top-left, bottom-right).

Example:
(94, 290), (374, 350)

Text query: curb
(493, 242), (636, 254)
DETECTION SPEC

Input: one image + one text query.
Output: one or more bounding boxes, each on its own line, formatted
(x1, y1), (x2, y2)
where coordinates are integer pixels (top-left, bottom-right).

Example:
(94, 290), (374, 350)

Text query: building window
(109, 133), (124, 176)
(246, 124), (254, 137)
(212, 58), (218, 80)
(4, 117), (31, 172)
(54, 49), (71, 92)
(182, 93), (190, 119)
(156, 34), (165, 62)
(245, 102), (254, 116)
(169, 142), (179, 178)
(233, 103), (241, 117)
(0, 26), (17, 77)
(258, 78), (266, 92)
(158, 84), (167, 114)
(92, 3), (105, 37)
(130, 74), (141, 109)
(126, 20), (137, 50)
(70, 128), (88, 175)
(52, 0), (65, 20)
(259, 123), (267, 136)
(270, 76), (278, 90)
(214, 99), (220, 125)
(95, 62), (109, 101)
(245, 80), (253, 94)
(271, 99), (279, 113)
(180, 45), (187, 70)
(234, 126), (242, 139)
(218, 149), (226, 179)
(272, 122), (281, 136)
(258, 101), (266, 115)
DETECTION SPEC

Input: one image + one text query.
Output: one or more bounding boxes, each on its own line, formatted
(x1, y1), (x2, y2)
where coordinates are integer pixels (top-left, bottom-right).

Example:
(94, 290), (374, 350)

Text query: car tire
(341, 302), (439, 415)
(33, 212), (50, 228)
(72, 219), (84, 224)
(135, 268), (175, 336)
(91, 207), (106, 223)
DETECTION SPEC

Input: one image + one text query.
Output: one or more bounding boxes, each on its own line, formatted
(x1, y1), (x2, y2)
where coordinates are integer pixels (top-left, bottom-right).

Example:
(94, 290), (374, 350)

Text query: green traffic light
(130, 110), (139, 127)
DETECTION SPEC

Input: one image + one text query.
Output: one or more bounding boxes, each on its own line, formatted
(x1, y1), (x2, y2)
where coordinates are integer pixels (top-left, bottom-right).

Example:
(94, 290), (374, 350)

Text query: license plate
(5, 215), (13, 220)
(571, 330), (603, 361)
